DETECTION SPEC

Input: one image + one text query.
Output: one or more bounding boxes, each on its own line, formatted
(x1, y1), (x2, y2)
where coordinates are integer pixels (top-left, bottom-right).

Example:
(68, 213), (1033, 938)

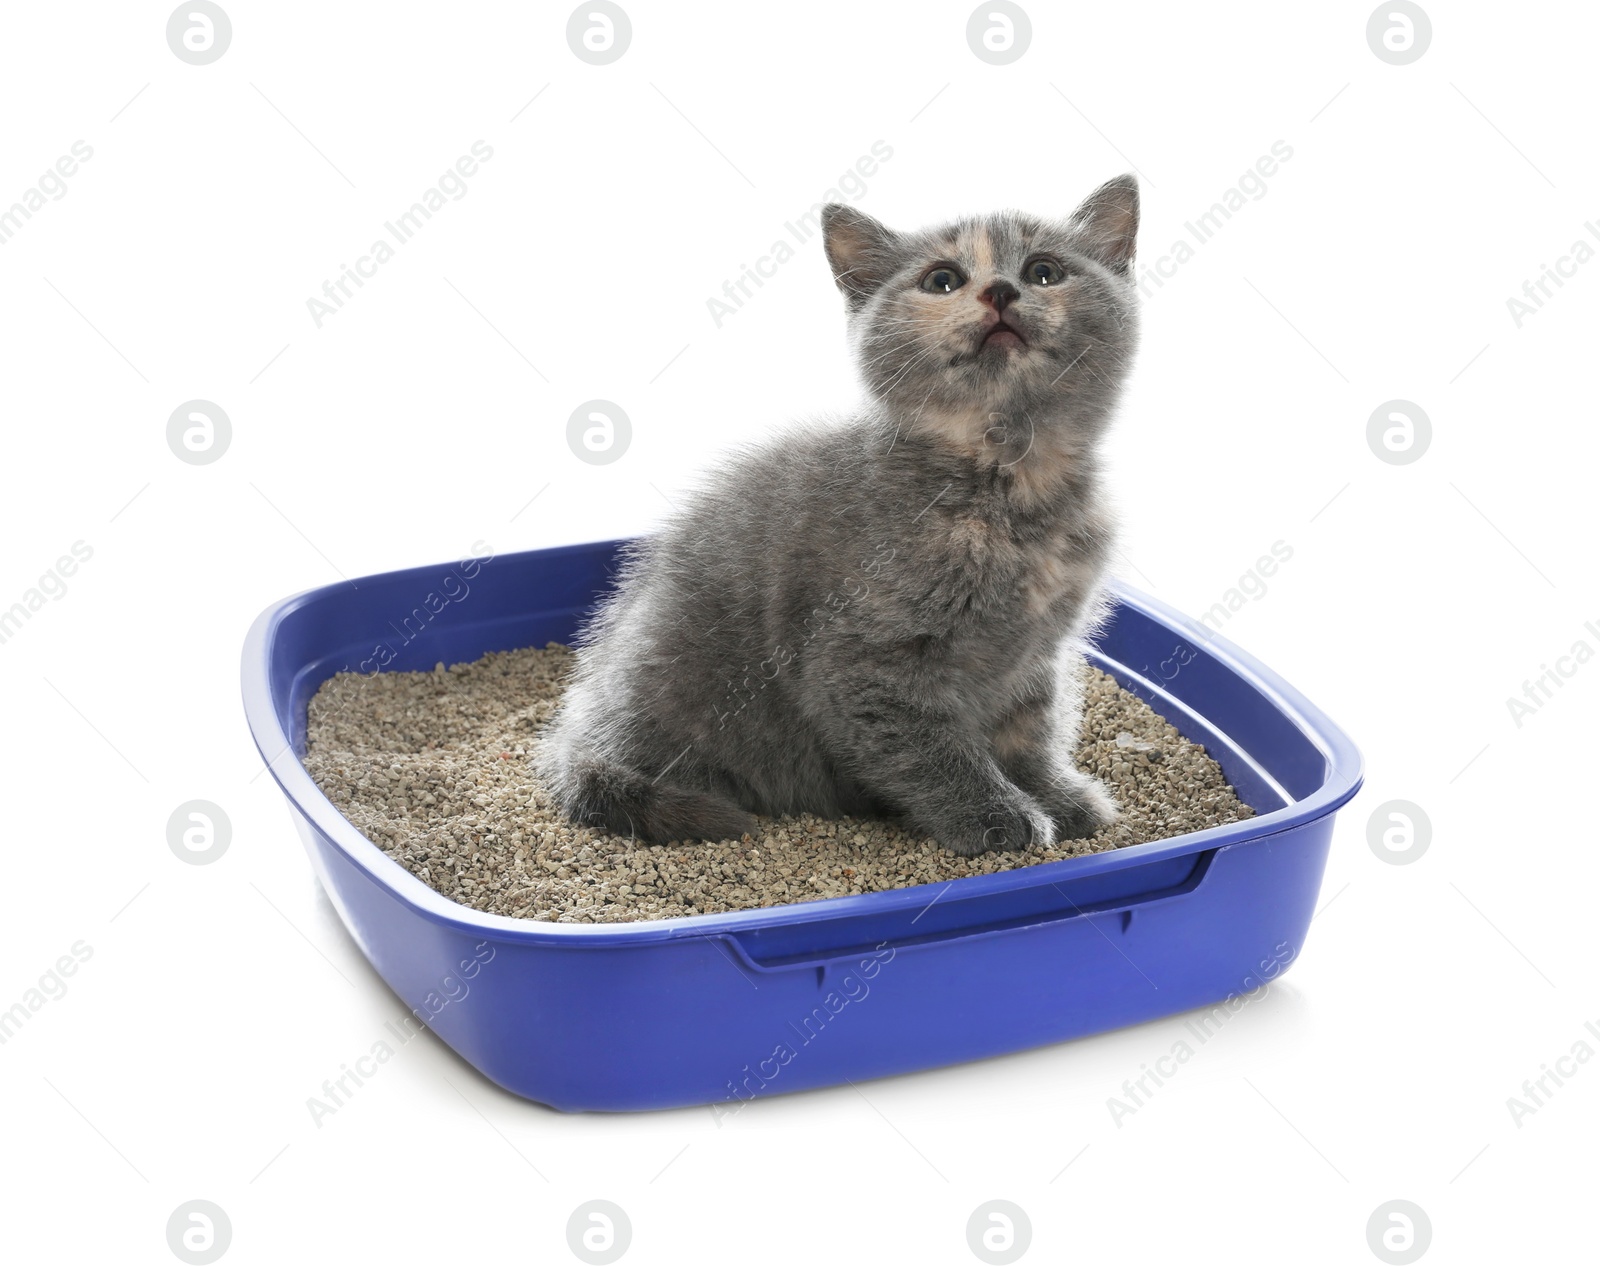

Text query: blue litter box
(241, 538), (1362, 1112)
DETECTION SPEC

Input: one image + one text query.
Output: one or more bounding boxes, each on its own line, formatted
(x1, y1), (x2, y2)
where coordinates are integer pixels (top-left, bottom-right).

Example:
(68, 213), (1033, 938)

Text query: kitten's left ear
(822, 204), (901, 310)
(1069, 174), (1140, 273)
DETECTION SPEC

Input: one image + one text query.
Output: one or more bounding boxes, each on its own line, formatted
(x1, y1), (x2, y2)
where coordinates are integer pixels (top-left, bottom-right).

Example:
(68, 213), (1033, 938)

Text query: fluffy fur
(538, 176), (1141, 855)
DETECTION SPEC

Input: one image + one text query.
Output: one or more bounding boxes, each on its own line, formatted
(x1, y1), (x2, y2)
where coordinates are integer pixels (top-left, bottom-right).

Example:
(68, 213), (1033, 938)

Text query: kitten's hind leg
(545, 749), (755, 845)
(992, 676), (1117, 841)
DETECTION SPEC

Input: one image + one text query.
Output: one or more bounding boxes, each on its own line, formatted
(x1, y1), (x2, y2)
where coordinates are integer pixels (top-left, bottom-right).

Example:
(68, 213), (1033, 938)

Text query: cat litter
(302, 644), (1253, 924)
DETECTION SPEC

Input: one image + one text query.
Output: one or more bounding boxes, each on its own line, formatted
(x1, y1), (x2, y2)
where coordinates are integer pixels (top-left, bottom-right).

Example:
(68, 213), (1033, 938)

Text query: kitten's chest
(1017, 537), (1101, 620)
(939, 502), (1108, 629)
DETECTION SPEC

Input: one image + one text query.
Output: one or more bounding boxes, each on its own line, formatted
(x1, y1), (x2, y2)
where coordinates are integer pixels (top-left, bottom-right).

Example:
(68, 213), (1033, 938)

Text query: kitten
(538, 176), (1140, 856)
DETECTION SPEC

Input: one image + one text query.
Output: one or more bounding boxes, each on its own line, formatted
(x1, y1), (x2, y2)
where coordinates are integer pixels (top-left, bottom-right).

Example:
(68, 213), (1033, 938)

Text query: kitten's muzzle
(978, 314), (1028, 348)
(976, 280), (1026, 347)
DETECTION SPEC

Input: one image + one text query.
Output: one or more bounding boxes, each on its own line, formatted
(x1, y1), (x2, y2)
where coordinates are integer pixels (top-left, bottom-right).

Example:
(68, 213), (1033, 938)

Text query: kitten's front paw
(939, 792), (1055, 857)
(1036, 771), (1118, 840)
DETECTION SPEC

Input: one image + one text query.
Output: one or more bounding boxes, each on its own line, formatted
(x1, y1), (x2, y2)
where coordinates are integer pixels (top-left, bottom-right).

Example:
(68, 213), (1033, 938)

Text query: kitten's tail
(549, 751), (755, 845)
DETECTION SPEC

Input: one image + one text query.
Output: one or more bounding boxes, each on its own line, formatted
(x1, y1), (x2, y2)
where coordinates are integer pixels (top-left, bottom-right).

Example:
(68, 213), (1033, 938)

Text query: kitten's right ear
(822, 204), (900, 310)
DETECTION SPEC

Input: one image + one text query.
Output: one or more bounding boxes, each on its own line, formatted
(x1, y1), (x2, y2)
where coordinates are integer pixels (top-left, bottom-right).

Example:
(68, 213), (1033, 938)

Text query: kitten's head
(822, 177), (1140, 464)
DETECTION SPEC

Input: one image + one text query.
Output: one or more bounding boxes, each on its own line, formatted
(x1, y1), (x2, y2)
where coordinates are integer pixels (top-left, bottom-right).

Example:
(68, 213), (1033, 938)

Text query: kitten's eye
(1025, 258), (1065, 286)
(919, 266), (966, 294)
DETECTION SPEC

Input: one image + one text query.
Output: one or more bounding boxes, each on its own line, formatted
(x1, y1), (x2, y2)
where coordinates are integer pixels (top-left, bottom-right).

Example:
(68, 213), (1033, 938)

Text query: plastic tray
(241, 538), (1362, 1112)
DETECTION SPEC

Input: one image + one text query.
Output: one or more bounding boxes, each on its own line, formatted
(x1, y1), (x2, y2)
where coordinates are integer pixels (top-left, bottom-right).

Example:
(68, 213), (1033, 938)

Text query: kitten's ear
(822, 204), (901, 310)
(1068, 175), (1140, 273)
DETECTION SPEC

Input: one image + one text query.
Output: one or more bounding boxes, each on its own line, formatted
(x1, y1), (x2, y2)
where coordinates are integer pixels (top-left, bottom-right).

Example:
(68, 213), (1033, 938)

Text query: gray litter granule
(303, 645), (1254, 924)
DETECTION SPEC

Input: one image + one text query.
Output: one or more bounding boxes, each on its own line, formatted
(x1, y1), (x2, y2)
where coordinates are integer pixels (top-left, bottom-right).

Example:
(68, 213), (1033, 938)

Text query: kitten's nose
(979, 280), (1020, 313)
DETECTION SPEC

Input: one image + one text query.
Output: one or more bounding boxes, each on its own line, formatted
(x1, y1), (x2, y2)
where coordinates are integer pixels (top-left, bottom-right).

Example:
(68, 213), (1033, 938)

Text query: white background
(1, 1), (1595, 1262)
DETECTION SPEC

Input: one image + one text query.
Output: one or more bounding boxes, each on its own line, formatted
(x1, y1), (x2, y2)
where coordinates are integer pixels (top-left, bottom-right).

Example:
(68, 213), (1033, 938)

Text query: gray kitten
(539, 176), (1140, 855)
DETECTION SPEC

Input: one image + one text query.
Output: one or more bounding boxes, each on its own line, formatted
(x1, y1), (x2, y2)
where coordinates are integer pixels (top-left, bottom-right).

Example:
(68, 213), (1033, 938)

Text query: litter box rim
(241, 537), (1362, 946)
